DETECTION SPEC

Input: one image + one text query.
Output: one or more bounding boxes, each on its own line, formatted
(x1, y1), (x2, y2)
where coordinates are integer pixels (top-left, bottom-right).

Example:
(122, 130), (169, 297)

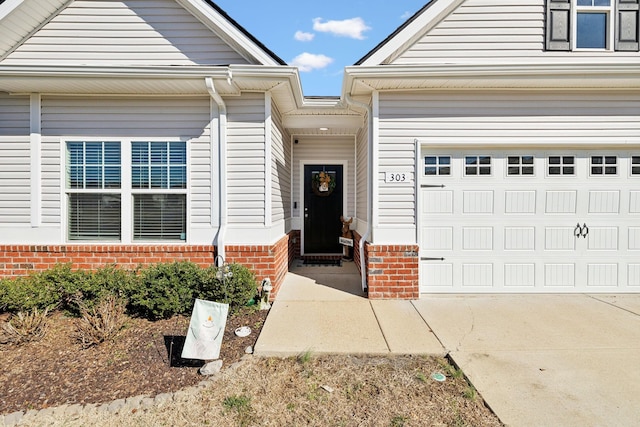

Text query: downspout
(345, 94), (373, 292)
(206, 76), (228, 261)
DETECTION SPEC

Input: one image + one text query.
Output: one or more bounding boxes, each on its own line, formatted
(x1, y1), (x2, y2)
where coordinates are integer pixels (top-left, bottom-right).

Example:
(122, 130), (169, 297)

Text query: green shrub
(199, 263), (258, 313)
(0, 275), (60, 313)
(67, 265), (133, 315)
(127, 261), (204, 320)
(32, 263), (87, 313)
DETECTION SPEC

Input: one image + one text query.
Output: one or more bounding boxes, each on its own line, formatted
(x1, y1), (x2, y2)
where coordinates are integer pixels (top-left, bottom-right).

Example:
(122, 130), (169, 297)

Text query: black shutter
(616, 0), (640, 51)
(546, 0), (572, 51)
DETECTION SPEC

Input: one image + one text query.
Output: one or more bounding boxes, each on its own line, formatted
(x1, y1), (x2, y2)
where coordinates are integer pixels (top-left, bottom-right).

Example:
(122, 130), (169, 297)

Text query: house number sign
(385, 172), (409, 183)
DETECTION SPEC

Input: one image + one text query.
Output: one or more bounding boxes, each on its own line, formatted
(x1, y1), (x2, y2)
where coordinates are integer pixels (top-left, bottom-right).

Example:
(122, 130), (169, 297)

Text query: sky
(213, 1), (430, 97)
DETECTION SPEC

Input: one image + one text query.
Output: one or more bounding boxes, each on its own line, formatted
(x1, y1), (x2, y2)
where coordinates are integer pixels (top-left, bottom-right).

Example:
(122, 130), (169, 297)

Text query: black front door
(304, 165), (343, 254)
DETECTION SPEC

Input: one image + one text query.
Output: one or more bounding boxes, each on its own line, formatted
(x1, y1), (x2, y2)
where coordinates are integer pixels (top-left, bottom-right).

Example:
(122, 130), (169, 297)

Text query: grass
(22, 355), (503, 427)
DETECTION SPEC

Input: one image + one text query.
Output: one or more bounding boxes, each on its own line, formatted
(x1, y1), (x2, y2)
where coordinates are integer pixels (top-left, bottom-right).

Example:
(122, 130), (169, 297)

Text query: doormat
(302, 259), (342, 267)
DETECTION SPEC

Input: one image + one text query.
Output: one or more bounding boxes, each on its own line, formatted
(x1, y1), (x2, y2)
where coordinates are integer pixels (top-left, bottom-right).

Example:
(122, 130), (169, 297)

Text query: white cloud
(401, 11), (413, 20)
(290, 52), (334, 72)
(294, 31), (315, 42)
(312, 17), (371, 40)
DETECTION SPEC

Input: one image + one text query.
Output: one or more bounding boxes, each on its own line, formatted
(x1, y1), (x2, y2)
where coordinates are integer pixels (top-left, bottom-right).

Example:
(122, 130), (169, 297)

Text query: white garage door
(419, 149), (640, 293)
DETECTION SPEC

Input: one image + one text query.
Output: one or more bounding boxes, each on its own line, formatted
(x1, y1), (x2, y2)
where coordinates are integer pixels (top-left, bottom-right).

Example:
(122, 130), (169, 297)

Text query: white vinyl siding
(355, 123), (369, 222)
(3, 0), (249, 66)
(40, 96), (212, 227)
(394, 0), (639, 64)
(0, 94), (31, 224)
(226, 94), (267, 224)
(378, 89), (640, 233)
(0, 137), (31, 224)
(270, 101), (291, 224)
(0, 93), (30, 136)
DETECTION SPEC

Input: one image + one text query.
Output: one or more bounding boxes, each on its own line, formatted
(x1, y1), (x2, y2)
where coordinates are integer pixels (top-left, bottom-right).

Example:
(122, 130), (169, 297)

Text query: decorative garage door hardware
(421, 184), (446, 188)
(421, 257), (445, 261)
(574, 223), (589, 239)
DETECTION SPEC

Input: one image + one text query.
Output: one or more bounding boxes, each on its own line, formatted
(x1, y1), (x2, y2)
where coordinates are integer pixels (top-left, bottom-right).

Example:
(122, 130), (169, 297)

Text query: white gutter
(206, 77), (228, 261)
(344, 94), (373, 292)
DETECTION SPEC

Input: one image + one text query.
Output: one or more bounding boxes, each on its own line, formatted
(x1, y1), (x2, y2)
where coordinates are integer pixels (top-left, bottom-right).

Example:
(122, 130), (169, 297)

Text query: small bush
(127, 261), (203, 320)
(200, 263), (257, 312)
(1, 308), (49, 345)
(33, 264), (87, 312)
(0, 276), (60, 313)
(75, 294), (128, 348)
(67, 265), (133, 315)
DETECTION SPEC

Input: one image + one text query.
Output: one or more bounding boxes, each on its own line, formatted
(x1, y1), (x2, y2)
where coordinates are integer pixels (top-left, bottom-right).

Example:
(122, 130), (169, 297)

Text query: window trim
(631, 155), (640, 176)
(464, 155), (492, 177)
(424, 155), (452, 177)
(62, 137), (190, 244)
(547, 155), (577, 177)
(506, 155), (535, 177)
(574, 0), (614, 51)
(589, 154), (619, 177)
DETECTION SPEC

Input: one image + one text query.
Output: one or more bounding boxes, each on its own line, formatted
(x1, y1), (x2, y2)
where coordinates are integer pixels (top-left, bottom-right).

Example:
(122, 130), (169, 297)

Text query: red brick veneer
(0, 232), (296, 300)
(365, 244), (419, 300)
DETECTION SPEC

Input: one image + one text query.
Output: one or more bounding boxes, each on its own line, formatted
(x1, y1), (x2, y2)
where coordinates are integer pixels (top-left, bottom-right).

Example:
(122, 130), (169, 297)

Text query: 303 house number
(385, 172), (408, 183)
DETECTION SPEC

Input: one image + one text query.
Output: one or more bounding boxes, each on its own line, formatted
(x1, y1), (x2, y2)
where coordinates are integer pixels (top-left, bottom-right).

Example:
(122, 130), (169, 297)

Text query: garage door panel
(629, 228), (640, 250)
(505, 190), (536, 214)
(628, 265), (640, 287)
(587, 264), (619, 287)
(421, 262), (454, 288)
(544, 264), (576, 287)
(463, 264), (493, 288)
(504, 263), (535, 287)
(588, 190), (620, 214)
(463, 190), (494, 214)
(420, 149), (636, 293)
(422, 190), (453, 214)
(546, 191), (577, 214)
(629, 191), (640, 213)
(587, 227), (619, 251)
(421, 227), (453, 250)
(504, 227), (535, 250)
(545, 227), (576, 250)
(462, 227), (493, 250)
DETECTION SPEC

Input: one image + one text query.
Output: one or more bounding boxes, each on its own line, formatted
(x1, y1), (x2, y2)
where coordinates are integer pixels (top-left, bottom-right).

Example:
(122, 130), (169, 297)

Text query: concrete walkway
(255, 263), (640, 426)
(254, 261), (444, 356)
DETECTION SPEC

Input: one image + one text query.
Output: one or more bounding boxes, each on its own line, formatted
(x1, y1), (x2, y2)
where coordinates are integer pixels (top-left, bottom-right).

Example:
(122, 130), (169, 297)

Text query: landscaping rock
(199, 359), (223, 376)
(3, 411), (23, 427)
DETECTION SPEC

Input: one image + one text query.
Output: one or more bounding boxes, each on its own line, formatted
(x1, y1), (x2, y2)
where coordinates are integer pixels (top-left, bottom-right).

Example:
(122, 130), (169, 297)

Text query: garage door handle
(574, 223), (582, 238)
(581, 223), (589, 238)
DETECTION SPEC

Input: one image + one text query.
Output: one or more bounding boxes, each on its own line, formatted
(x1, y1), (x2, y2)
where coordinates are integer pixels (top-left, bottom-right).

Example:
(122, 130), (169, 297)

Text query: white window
(465, 155), (492, 176)
(66, 141), (122, 240)
(507, 155), (535, 176)
(576, 0), (613, 49)
(424, 156), (451, 176)
(65, 140), (187, 242)
(546, 0), (638, 52)
(548, 156), (576, 176)
(591, 155), (618, 175)
(132, 142), (187, 241)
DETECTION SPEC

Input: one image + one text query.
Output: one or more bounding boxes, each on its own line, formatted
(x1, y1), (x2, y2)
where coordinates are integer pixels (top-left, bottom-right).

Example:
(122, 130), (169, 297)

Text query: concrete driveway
(413, 294), (640, 427)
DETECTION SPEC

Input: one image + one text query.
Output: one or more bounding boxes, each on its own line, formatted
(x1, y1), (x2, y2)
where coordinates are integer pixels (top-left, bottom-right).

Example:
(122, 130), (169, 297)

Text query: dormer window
(576, 0), (612, 49)
(546, 0), (639, 52)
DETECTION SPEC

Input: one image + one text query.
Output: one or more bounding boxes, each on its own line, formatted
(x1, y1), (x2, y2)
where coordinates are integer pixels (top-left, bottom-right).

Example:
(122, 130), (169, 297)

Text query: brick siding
(365, 244), (420, 300)
(0, 232), (296, 300)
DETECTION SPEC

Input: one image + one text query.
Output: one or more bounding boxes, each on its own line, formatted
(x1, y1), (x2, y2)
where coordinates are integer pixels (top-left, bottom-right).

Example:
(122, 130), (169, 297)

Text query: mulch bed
(0, 308), (268, 415)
